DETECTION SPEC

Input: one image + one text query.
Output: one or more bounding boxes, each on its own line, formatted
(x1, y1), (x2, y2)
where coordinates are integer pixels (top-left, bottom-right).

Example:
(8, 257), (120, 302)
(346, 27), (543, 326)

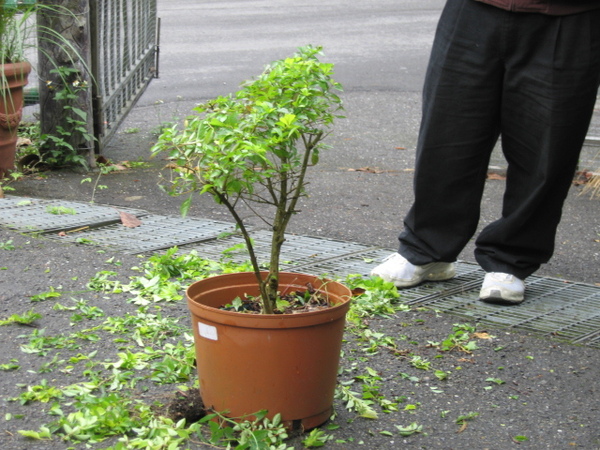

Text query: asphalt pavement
(17, 0), (600, 284)
(4, 2), (600, 448)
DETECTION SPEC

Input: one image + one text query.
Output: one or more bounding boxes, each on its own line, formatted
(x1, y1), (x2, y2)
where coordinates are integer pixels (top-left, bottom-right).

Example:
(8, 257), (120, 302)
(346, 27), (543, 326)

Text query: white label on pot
(198, 322), (218, 341)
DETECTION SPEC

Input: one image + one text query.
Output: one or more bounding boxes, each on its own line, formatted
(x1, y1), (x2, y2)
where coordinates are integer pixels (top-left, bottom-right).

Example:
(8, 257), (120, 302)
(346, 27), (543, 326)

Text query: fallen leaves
(124, 196), (144, 202)
(457, 422), (468, 433)
(58, 226), (89, 236)
(118, 211), (142, 228)
(54, 210), (141, 238)
(111, 162), (131, 171)
(17, 137), (32, 148)
(96, 156), (139, 172)
(573, 170), (594, 186)
(472, 332), (493, 340)
(457, 357), (475, 363)
(348, 166), (386, 174)
(576, 170), (600, 199)
(486, 172), (506, 180)
(347, 167), (400, 174)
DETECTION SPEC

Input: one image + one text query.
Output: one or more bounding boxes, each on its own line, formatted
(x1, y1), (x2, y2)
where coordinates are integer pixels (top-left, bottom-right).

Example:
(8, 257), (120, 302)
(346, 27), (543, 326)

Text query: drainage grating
(177, 230), (377, 270)
(44, 214), (238, 254)
(305, 253), (600, 348)
(580, 332), (600, 348)
(2, 196), (600, 348)
(390, 267), (600, 349)
(175, 230), (273, 264)
(0, 197), (146, 233)
(300, 249), (481, 282)
(0, 197), (35, 209)
(296, 247), (394, 279)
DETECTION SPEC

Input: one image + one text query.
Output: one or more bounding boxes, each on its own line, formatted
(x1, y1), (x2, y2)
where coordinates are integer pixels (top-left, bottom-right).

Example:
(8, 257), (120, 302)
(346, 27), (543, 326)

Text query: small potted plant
(152, 46), (350, 429)
(1, 1), (92, 181)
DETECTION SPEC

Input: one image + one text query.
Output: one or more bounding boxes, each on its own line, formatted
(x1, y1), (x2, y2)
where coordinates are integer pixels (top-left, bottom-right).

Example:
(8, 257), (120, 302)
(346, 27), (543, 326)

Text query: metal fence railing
(89, 0), (159, 152)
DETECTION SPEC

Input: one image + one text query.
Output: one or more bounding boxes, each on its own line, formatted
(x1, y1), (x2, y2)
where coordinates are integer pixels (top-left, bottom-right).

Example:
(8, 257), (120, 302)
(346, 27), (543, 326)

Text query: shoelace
(489, 272), (516, 282)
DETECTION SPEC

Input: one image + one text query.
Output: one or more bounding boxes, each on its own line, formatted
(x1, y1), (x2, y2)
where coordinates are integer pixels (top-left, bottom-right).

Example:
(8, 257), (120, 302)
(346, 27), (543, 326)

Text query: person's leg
(373, 0), (506, 288)
(399, 0), (504, 266)
(475, 9), (600, 282)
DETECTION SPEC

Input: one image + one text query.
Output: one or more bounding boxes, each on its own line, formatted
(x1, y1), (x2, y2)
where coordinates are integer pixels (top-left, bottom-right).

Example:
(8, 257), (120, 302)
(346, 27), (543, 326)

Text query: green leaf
(434, 369), (449, 381)
(303, 428), (331, 447)
(278, 113), (296, 127)
(18, 427), (52, 440)
(180, 196), (193, 217)
(456, 412), (479, 424)
(395, 422), (423, 437)
(464, 341), (479, 351)
(30, 289), (61, 302)
(70, 108), (87, 120)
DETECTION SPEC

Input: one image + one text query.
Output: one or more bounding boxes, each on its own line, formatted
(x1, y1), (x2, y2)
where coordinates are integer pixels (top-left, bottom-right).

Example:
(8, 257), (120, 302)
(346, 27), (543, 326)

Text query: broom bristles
(580, 170), (600, 199)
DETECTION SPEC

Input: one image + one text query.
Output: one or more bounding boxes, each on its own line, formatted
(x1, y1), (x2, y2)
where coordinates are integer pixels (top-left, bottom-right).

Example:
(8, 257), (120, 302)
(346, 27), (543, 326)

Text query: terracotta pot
(186, 271), (352, 430)
(0, 61), (31, 179)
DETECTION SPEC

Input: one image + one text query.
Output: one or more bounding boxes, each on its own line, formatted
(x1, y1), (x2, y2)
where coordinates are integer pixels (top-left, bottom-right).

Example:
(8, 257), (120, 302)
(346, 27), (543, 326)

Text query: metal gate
(89, 0), (159, 152)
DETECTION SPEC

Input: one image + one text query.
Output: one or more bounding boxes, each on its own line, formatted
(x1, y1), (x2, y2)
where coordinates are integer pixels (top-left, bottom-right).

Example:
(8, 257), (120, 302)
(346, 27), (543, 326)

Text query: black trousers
(399, 0), (600, 279)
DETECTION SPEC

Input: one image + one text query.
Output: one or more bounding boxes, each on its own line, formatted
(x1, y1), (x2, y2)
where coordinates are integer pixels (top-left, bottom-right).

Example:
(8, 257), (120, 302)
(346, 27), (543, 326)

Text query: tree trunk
(37, 0), (95, 169)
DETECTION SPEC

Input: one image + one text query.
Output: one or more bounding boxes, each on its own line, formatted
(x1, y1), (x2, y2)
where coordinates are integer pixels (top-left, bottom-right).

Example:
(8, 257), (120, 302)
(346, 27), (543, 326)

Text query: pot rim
(0, 61), (33, 77)
(186, 271), (352, 327)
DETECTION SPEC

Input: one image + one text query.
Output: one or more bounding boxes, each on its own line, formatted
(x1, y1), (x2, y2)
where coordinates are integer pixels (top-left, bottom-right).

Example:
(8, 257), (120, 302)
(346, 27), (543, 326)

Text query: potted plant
(0, 1), (93, 181)
(152, 46), (350, 430)
(0, 1), (33, 179)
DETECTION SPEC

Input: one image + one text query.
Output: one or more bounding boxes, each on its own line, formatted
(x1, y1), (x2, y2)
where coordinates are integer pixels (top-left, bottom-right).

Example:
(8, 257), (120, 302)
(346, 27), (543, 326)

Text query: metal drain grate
(0, 197), (36, 209)
(306, 254), (600, 348)
(299, 250), (481, 282)
(581, 332), (600, 348)
(3, 196), (600, 348)
(178, 230), (375, 270)
(390, 266), (600, 349)
(177, 230), (275, 264)
(296, 247), (394, 279)
(0, 197), (146, 233)
(45, 214), (237, 254)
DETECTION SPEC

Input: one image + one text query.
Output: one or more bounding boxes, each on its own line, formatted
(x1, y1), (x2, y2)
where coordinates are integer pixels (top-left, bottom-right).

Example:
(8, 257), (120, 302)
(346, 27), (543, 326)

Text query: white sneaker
(479, 272), (525, 305)
(370, 253), (456, 288)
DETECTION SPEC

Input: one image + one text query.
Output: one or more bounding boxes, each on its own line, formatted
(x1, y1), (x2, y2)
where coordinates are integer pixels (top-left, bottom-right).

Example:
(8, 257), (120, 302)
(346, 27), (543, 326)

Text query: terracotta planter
(186, 271), (352, 430)
(0, 61), (31, 179)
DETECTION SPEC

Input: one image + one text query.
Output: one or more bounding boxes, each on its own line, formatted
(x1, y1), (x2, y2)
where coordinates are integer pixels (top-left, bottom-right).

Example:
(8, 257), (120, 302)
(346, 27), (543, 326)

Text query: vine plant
(42, 66), (95, 168)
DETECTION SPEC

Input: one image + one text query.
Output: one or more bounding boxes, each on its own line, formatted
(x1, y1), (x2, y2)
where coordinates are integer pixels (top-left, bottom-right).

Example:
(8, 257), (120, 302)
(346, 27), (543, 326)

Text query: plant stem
(214, 190), (274, 313)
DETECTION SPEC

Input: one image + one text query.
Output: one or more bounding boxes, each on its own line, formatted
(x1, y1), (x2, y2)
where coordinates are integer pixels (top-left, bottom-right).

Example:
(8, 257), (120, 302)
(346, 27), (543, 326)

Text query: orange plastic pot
(0, 62), (31, 179)
(186, 272), (352, 430)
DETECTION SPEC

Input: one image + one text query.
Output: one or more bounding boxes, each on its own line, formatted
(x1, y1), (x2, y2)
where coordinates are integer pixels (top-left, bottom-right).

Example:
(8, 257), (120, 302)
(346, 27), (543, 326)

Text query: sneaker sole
(393, 266), (456, 289)
(480, 289), (524, 305)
